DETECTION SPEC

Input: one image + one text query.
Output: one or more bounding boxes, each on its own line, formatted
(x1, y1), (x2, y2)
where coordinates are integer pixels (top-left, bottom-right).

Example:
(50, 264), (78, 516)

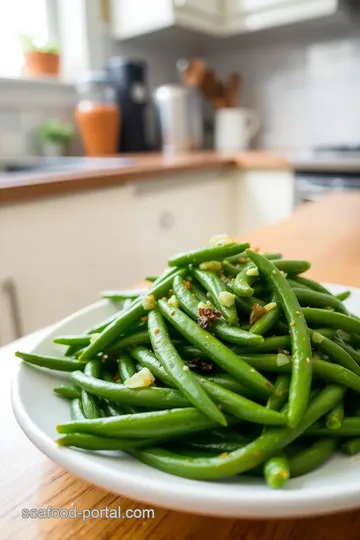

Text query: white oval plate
(11, 284), (360, 518)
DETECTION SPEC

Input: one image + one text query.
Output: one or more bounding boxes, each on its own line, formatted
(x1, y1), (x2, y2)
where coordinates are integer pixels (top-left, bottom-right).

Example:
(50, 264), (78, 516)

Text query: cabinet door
(111, 0), (174, 39)
(133, 170), (234, 276)
(173, 0), (224, 35)
(226, 0), (337, 33)
(0, 184), (137, 335)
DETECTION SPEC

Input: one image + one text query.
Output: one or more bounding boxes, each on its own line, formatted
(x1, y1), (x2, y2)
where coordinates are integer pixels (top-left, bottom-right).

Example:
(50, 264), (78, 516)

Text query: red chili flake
(249, 303), (266, 326)
(265, 381), (272, 389)
(185, 357), (214, 374)
(184, 281), (192, 290)
(198, 307), (221, 329)
(141, 315), (148, 323)
(219, 452), (229, 458)
(252, 450), (261, 458)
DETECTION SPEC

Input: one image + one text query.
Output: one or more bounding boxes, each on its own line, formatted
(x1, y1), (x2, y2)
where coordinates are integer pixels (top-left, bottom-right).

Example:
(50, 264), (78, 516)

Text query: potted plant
(38, 120), (74, 157)
(21, 35), (60, 78)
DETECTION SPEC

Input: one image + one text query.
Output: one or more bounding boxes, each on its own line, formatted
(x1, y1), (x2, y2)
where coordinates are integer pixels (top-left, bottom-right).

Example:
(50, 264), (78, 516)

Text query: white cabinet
(110, 0), (224, 39)
(234, 170), (295, 236)
(132, 170), (235, 275)
(0, 184), (137, 341)
(111, 0), (338, 39)
(226, 0), (338, 34)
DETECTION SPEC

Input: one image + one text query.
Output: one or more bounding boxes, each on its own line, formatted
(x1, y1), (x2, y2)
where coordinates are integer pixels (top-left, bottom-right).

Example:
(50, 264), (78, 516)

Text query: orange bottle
(76, 73), (120, 156)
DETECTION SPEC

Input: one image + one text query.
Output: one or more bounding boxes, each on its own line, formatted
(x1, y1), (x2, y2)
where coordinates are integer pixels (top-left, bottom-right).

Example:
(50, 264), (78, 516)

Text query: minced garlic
(142, 294), (156, 310)
(209, 234), (235, 247)
(264, 302), (277, 312)
(218, 291), (235, 307)
(199, 261), (222, 271)
(124, 368), (155, 389)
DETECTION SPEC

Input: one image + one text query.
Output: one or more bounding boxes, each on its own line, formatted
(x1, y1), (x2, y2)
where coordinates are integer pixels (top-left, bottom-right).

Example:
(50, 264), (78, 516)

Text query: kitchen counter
(288, 150), (360, 173)
(2, 192), (360, 540)
(0, 151), (289, 204)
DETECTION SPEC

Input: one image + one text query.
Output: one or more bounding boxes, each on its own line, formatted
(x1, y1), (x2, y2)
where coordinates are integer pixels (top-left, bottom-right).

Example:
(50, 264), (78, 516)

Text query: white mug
(215, 108), (260, 152)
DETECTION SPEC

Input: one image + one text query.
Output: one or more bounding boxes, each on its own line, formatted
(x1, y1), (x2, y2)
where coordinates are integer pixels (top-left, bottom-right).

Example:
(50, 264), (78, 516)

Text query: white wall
(205, 28), (360, 149)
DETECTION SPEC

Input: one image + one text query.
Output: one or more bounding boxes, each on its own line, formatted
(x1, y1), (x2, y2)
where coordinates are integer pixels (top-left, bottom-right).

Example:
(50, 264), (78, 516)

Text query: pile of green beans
(14, 238), (360, 488)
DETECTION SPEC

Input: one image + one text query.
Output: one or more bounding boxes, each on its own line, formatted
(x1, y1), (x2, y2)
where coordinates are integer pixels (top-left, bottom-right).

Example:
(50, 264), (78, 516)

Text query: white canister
(215, 108), (260, 152)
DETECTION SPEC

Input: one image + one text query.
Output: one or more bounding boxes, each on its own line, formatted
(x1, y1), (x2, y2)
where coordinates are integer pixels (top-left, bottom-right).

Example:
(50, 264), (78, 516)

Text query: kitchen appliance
(294, 146), (360, 205)
(153, 84), (203, 154)
(215, 108), (259, 152)
(107, 58), (148, 153)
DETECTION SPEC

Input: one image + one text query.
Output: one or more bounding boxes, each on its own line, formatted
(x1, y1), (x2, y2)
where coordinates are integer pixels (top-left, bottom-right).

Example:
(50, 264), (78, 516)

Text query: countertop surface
(2, 192), (360, 540)
(0, 151), (289, 204)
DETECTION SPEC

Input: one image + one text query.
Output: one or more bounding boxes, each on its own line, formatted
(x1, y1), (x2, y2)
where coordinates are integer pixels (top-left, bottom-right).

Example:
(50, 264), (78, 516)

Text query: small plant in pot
(21, 35), (60, 78)
(38, 120), (74, 157)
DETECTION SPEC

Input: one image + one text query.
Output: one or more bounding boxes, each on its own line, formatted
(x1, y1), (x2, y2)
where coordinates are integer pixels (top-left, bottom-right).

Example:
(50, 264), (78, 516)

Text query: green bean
(342, 437), (360, 455)
(307, 417), (360, 436)
(234, 335), (292, 354)
(118, 352), (137, 381)
(325, 400), (344, 430)
(130, 346), (175, 387)
(15, 351), (87, 372)
(144, 276), (158, 282)
(70, 370), (190, 408)
(196, 378), (287, 426)
(57, 407), (228, 439)
(53, 385), (81, 399)
(102, 290), (146, 301)
(174, 343), (209, 360)
(288, 438), (338, 477)
(263, 454), (290, 488)
(222, 260), (242, 277)
(158, 300), (272, 399)
(336, 291), (351, 302)
(117, 352), (143, 414)
(173, 275), (263, 346)
(247, 250), (312, 428)
(266, 375), (291, 412)
(56, 433), (160, 450)
(310, 331), (360, 377)
(334, 335), (360, 365)
(108, 331), (151, 352)
(168, 242), (250, 267)
(101, 401), (127, 417)
(149, 309), (227, 426)
(303, 308), (360, 335)
(70, 398), (86, 421)
(238, 354), (360, 394)
(293, 289), (348, 314)
(79, 268), (186, 360)
(181, 440), (247, 454)
(198, 374), (266, 402)
(291, 276), (332, 295)
(287, 278), (309, 290)
(271, 260), (311, 274)
(133, 385), (345, 479)
(192, 269), (239, 326)
(81, 360), (102, 419)
(233, 265), (256, 297)
(86, 312), (120, 335)
(250, 295), (281, 336)
(53, 335), (92, 346)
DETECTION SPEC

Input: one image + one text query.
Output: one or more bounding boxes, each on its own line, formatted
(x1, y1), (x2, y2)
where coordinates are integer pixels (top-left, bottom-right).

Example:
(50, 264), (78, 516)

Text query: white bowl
(11, 284), (360, 518)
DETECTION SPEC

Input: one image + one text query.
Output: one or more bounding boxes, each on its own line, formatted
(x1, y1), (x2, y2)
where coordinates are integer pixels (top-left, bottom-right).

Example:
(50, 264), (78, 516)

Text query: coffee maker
(107, 58), (148, 153)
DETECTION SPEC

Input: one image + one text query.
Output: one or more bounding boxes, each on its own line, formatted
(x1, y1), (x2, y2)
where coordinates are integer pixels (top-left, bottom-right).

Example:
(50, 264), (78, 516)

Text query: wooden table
(2, 192), (360, 540)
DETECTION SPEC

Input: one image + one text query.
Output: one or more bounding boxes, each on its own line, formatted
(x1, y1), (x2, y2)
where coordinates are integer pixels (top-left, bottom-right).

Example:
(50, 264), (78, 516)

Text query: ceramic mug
(215, 108), (260, 152)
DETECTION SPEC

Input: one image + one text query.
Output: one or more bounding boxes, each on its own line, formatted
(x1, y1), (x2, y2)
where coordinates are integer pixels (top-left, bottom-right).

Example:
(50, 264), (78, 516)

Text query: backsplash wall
(0, 79), (79, 158)
(206, 29), (360, 149)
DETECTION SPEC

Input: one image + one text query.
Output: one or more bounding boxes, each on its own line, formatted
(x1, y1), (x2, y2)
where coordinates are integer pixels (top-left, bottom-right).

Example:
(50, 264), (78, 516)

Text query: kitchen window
(0, 0), (58, 78)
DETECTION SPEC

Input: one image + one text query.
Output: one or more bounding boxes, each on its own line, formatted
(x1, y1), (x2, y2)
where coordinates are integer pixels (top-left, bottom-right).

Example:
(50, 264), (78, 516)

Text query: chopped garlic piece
(276, 353), (291, 367)
(198, 301), (212, 310)
(219, 291), (236, 307)
(312, 332), (324, 344)
(168, 295), (179, 308)
(264, 302), (277, 312)
(199, 261), (222, 271)
(280, 271), (288, 278)
(209, 234), (235, 247)
(124, 368), (155, 389)
(142, 294), (156, 310)
(90, 333), (101, 343)
(246, 267), (259, 277)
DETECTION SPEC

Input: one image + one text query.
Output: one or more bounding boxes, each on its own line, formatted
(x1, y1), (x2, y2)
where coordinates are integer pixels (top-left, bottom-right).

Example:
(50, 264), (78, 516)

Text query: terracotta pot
(24, 51), (60, 77)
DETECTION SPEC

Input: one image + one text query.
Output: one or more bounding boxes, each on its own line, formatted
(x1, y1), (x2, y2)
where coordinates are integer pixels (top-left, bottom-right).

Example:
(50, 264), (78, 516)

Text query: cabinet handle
(159, 212), (175, 230)
(2, 278), (23, 339)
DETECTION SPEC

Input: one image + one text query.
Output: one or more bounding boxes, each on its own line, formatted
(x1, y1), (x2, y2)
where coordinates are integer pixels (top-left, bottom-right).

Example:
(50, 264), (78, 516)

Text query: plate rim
(10, 282), (360, 518)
